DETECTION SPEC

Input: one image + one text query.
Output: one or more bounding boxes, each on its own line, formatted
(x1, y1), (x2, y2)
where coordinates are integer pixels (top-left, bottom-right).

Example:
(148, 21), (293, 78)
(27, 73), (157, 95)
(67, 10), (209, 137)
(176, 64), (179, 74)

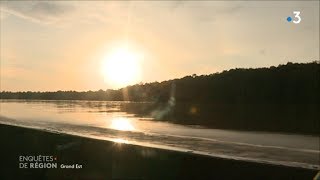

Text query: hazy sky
(0, 1), (319, 91)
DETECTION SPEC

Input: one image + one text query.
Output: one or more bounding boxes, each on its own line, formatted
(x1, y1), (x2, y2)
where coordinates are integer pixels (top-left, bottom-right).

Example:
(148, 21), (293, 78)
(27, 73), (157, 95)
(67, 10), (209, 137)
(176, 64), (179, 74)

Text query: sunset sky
(0, 1), (319, 91)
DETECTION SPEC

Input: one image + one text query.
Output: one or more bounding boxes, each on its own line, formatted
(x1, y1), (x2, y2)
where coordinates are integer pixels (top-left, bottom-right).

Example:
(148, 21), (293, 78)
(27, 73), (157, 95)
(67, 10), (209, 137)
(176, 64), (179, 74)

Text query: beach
(0, 123), (318, 179)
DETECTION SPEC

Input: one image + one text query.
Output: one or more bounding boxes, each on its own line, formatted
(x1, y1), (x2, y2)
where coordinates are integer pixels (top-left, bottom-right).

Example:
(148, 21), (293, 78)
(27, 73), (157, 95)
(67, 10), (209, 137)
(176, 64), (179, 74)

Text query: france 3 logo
(287, 11), (301, 24)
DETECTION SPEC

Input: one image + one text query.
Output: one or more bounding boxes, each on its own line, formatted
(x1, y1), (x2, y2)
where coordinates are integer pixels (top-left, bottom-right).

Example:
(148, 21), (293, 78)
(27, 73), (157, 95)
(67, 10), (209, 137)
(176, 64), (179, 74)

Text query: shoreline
(0, 123), (318, 179)
(1, 99), (319, 136)
(1, 115), (319, 171)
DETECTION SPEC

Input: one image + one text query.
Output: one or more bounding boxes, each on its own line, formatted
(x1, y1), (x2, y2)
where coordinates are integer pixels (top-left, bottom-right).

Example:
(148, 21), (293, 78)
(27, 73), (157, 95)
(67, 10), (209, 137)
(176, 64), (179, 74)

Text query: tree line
(1, 62), (319, 104)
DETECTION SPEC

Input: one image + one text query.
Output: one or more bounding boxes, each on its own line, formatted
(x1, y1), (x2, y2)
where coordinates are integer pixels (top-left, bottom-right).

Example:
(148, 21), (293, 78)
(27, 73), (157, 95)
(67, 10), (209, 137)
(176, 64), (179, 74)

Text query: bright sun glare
(112, 138), (129, 144)
(102, 46), (142, 88)
(110, 117), (135, 131)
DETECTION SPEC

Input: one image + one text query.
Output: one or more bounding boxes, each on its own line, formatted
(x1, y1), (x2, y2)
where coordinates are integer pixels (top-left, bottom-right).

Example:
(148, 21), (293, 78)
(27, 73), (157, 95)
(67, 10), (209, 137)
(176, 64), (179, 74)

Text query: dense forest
(1, 62), (319, 103)
(1, 62), (319, 134)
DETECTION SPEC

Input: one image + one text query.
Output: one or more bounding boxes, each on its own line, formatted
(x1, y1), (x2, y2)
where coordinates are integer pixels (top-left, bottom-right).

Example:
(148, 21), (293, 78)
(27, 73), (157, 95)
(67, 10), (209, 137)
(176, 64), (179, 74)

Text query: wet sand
(0, 124), (318, 179)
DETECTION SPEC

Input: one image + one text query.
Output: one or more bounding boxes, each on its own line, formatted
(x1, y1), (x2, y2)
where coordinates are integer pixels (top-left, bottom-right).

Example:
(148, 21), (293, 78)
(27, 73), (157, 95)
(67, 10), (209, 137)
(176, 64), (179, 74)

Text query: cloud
(0, 1), (134, 27)
(0, 1), (244, 27)
(1, 1), (74, 24)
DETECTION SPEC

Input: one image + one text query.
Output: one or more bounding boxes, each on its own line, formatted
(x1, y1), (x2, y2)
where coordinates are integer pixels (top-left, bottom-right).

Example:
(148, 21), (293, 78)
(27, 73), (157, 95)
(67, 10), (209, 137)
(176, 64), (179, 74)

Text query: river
(0, 99), (318, 170)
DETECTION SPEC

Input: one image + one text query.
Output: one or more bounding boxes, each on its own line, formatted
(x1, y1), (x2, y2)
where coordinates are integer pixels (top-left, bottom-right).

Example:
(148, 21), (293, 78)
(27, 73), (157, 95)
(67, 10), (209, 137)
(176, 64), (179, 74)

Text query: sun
(101, 46), (142, 88)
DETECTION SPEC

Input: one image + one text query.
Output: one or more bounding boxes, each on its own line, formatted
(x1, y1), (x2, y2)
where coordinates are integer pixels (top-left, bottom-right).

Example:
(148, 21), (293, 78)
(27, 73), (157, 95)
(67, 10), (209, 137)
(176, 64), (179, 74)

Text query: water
(0, 99), (319, 170)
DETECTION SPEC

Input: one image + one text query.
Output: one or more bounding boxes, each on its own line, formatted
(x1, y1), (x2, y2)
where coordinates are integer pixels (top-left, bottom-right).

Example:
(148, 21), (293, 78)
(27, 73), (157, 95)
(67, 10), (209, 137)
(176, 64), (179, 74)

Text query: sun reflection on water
(112, 138), (129, 144)
(110, 117), (135, 131)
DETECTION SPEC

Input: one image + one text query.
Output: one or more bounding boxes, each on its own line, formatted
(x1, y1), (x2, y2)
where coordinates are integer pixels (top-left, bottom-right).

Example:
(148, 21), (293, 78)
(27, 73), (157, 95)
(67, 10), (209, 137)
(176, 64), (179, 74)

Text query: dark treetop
(2, 62), (319, 103)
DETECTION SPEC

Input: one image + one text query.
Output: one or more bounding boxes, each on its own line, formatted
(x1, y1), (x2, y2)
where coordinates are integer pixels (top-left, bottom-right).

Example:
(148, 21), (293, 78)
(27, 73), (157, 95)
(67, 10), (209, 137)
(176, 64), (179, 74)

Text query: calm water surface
(0, 100), (318, 170)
